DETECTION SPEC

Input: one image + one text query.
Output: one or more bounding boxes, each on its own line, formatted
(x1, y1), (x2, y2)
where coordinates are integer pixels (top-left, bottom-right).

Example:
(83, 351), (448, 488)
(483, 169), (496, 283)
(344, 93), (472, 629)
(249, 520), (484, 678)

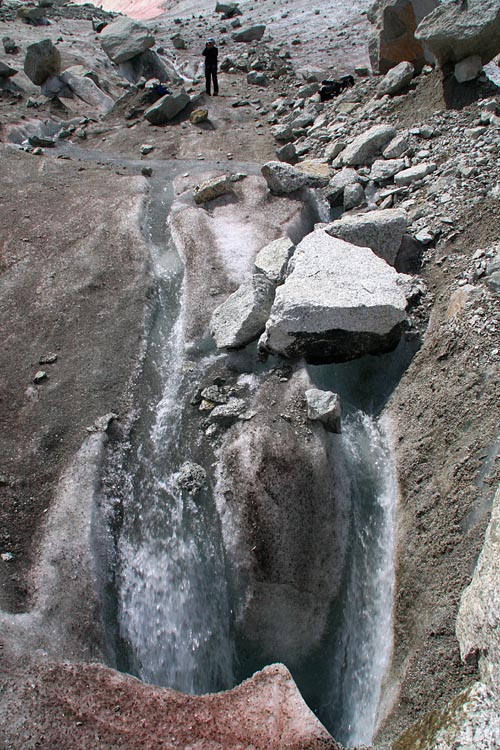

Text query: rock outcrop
(367, 0), (439, 74)
(100, 16), (155, 64)
(415, 0), (500, 67)
(260, 230), (409, 363)
(456, 486), (500, 694)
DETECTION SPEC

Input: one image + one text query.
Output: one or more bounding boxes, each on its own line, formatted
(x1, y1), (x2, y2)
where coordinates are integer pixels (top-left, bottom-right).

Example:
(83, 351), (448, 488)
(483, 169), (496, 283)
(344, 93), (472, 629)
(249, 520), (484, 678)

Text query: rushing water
(101, 170), (411, 745)
(323, 412), (397, 745)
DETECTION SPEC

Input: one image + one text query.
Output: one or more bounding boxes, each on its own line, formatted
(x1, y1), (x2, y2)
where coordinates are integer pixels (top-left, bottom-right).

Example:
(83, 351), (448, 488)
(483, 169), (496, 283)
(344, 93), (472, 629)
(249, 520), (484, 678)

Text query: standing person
(202, 38), (219, 96)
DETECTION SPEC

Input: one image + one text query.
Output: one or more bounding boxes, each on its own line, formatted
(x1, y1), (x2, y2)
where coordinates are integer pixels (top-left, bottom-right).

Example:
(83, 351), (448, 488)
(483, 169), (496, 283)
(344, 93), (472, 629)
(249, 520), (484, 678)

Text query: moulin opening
(95, 172), (421, 747)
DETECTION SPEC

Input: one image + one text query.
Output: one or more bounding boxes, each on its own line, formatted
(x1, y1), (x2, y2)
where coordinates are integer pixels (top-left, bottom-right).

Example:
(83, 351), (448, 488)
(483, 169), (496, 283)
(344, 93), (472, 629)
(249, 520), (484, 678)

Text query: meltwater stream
(104, 169), (412, 747)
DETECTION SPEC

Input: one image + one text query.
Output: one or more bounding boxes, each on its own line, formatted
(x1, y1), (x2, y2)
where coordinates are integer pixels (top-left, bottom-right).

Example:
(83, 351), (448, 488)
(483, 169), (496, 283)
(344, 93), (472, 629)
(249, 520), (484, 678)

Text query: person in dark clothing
(202, 38), (219, 96)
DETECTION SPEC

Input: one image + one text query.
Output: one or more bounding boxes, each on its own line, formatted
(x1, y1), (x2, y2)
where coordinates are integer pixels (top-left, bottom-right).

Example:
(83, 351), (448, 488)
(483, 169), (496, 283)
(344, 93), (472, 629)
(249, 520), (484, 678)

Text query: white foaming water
(116, 217), (234, 693)
(326, 411), (397, 747)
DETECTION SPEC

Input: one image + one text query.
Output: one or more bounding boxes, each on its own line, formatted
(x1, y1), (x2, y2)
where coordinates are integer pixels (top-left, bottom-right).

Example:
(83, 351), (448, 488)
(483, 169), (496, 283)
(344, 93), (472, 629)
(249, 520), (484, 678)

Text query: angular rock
(171, 34), (186, 50)
(247, 71), (269, 86)
(233, 25), (266, 43)
(305, 388), (342, 433)
(271, 122), (294, 143)
(415, 0), (500, 67)
(325, 208), (407, 265)
(377, 60), (415, 96)
(190, 108), (208, 124)
(276, 143), (298, 164)
(193, 175), (231, 204)
(260, 230), (408, 363)
(324, 167), (360, 206)
(210, 274), (276, 349)
(457, 486), (500, 693)
(383, 133), (411, 158)
(60, 70), (114, 113)
(208, 397), (247, 425)
(144, 88), (190, 125)
(344, 182), (365, 210)
(215, 2), (242, 19)
(485, 248), (500, 294)
(119, 49), (172, 85)
(24, 39), (61, 86)
(261, 161), (309, 194)
(454, 54), (483, 82)
(254, 237), (296, 283)
(0, 61), (17, 78)
(295, 159), (331, 188)
(370, 158), (405, 182)
(100, 17), (154, 64)
(341, 124), (397, 166)
(368, 0), (439, 74)
(2, 36), (18, 55)
(394, 162), (436, 185)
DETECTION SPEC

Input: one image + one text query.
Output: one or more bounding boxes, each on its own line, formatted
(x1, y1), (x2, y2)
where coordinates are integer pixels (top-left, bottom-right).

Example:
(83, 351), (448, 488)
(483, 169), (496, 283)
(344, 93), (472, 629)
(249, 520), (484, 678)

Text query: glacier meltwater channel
(107, 175), (402, 747)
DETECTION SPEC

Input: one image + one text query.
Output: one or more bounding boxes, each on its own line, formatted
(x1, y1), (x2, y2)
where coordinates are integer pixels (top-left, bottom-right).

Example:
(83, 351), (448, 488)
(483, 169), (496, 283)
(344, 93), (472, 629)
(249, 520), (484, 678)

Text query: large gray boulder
(367, 0), (439, 74)
(24, 39), (61, 86)
(233, 25), (266, 42)
(210, 274), (276, 349)
(325, 208), (407, 266)
(100, 17), (154, 64)
(144, 89), (190, 125)
(60, 70), (114, 113)
(341, 124), (397, 166)
(215, 367), (349, 667)
(254, 237), (295, 284)
(456, 486), (500, 694)
(260, 230), (408, 363)
(119, 49), (173, 85)
(415, 0), (500, 67)
(261, 161), (309, 194)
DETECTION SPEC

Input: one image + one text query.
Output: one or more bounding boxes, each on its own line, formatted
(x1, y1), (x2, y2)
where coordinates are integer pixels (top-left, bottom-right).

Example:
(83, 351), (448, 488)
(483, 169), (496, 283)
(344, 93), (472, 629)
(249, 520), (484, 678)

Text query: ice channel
(100, 168), (418, 747)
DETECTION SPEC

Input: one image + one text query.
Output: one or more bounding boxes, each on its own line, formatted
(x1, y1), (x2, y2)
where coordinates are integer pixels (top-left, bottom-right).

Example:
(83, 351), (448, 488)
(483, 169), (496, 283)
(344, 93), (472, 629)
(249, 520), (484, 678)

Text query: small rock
(175, 461), (207, 494)
(33, 370), (47, 383)
(193, 175), (231, 204)
(305, 388), (342, 433)
(190, 109), (208, 124)
(140, 144), (154, 155)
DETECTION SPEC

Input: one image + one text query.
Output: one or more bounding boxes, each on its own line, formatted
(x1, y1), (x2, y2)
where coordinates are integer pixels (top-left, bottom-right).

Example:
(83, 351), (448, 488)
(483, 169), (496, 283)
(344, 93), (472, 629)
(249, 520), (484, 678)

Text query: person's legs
(212, 68), (219, 95)
(205, 67), (211, 95)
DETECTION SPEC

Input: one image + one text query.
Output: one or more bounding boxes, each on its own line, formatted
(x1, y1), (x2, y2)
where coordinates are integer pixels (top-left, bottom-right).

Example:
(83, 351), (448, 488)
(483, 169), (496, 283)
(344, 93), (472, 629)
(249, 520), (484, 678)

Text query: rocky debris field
(1, 0), (500, 748)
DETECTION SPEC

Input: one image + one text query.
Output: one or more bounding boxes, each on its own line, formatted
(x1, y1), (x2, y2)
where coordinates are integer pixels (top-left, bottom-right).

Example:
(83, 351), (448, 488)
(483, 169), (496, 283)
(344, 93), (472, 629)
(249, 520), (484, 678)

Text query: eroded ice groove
(324, 412), (397, 746)
(114, 180), (234, 693)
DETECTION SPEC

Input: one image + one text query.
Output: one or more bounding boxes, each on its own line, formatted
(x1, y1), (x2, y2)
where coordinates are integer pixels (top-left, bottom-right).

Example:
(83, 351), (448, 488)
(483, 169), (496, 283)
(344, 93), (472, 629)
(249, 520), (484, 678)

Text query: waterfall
(324, 411), (398, 746)
(114, 182), (234, 694)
